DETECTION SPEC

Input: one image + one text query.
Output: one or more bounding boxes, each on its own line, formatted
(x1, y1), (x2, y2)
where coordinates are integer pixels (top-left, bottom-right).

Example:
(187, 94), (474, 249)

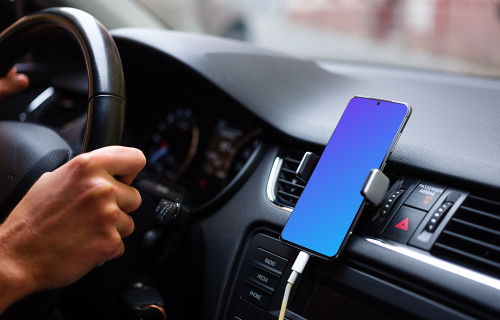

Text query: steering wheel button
(252, 248), (288, 275)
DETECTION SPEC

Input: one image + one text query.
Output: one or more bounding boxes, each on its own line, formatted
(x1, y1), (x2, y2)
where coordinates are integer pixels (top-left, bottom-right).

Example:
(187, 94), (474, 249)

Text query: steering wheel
(0, 7), (125, 318)
(0, 7), (125, 216)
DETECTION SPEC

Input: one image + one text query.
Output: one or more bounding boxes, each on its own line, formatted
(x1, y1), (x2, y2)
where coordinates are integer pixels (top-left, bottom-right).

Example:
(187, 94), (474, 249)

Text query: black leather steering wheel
(0, 8), (125, 318)
(0, 7), (125, 216)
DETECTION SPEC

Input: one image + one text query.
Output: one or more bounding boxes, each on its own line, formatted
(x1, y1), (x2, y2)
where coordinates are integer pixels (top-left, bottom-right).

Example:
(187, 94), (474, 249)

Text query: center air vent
(431, 195), (500, 277)
(267, 148), (308, 211)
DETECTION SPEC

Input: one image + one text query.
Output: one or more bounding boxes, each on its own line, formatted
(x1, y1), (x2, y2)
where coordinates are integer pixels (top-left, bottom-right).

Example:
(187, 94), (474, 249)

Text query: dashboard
(126, 79), (264, 210)
(2, 24), (500, 320)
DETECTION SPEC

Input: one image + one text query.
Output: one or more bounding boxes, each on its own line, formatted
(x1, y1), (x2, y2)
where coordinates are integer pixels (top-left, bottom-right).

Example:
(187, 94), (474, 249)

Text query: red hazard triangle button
(395, 218), (409, 231)
(383, 207), (424, 243)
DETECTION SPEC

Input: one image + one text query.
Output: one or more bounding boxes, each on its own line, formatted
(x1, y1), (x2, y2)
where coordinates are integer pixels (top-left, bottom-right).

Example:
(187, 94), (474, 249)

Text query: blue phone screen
(281, 97), (410, 258)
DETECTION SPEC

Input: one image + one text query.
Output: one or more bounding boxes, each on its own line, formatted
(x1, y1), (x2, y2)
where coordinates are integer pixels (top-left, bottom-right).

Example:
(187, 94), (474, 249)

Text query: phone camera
(377, 102), (380, 105)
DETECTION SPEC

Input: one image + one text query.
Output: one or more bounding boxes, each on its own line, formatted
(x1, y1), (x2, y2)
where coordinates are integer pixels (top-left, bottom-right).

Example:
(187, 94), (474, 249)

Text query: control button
(377, 188), (406, 217)
(252, 248), (288, 275)
(246, 265), (280, 292)
(405, 183), (445, 211)
(425, 201), (453, 233)
(383, 206), (426, 243)
(445, 192), (462, 203)
(240, 282), (273, 310)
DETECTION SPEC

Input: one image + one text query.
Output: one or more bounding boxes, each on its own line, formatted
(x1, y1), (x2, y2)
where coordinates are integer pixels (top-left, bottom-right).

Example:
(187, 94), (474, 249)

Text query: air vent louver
(272, 149), (307, 208)
(432, 195), (500, 277)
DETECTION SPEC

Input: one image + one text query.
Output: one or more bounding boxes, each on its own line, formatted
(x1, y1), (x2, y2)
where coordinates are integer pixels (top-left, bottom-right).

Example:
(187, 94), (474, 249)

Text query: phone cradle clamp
(360, 169), (390, 207)
(296, 152), (390, 207)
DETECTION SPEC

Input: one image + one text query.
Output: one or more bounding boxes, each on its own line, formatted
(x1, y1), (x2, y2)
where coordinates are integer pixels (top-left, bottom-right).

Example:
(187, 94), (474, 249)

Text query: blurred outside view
(141, 0), (500, 78)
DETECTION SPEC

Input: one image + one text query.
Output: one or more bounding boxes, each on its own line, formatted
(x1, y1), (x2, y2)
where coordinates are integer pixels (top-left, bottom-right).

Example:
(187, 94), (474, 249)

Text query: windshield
(27, 0), (500, 78)
(137, 0), (500, 78)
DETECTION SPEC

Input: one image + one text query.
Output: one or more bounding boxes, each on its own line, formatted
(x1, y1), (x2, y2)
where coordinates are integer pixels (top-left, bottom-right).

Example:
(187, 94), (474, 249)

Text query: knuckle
(66, 154), (95, 178)
(92, 179), (114, 196)
(69, 154), (92, 170)
(102, 232), (123, 257)
(89, 204), (120, 230)
(100, 205), (121, 224)
(78, 179), (115, 211)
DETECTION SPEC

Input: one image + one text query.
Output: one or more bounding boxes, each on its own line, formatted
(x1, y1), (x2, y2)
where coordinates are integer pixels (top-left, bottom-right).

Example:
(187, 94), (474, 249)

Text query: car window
(137, 0), (500, 78)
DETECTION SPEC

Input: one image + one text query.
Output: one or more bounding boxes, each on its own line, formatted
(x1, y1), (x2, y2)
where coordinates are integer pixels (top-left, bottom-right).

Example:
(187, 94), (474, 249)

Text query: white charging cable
(278, 251), (310, 320)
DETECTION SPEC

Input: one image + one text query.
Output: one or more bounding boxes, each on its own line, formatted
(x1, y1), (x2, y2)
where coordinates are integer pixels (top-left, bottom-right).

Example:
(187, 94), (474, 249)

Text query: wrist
(0, 228), (37, 313)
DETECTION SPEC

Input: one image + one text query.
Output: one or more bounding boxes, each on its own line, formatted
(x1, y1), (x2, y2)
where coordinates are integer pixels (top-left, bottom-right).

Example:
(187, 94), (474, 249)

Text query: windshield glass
(137, 0), (500, 78)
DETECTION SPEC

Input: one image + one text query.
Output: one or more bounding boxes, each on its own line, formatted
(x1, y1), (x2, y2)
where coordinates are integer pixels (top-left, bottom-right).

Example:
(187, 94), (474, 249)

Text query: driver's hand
(0, 146), (146, 311)
(0, 67), (29, 102)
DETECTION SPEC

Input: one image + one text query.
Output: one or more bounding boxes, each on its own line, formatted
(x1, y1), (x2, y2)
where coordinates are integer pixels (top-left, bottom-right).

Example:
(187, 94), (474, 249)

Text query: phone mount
(296, 152), (390, 207)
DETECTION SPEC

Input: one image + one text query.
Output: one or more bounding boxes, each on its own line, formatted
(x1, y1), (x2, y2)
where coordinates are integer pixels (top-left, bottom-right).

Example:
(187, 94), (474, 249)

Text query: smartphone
(280, 96), (411, 259)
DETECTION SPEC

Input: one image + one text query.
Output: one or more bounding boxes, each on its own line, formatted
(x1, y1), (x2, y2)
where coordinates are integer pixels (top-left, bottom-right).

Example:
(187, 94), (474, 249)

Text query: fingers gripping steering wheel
(0, 7), (125, 318)
(0, 7), (125, 216)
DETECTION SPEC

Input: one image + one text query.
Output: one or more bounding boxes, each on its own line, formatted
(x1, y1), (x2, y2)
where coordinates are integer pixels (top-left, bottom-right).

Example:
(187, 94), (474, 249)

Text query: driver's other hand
(0, 67), (29, 102)
(0, 146), (146, 311)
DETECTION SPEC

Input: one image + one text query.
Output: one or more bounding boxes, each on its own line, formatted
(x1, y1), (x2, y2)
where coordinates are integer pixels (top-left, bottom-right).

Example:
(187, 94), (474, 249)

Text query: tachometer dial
(145, 107), (199, 181)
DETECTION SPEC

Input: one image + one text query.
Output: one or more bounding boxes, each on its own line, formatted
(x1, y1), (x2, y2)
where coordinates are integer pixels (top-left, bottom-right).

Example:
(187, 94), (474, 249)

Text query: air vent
(267, 148), (308, 210)
(432, 195), (500, 277)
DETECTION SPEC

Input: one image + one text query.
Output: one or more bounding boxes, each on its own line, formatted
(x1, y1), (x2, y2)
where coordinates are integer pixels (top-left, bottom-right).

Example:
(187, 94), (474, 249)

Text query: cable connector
(288, 251), (310, 285)
(278, 251), (310, 320)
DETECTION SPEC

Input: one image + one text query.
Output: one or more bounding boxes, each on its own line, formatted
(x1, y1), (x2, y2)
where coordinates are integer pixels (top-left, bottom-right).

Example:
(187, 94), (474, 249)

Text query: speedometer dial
(145, 107), (199, 181)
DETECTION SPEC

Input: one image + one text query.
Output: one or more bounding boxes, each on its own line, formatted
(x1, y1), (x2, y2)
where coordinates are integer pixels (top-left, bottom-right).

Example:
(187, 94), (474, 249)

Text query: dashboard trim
(365, 237), (500, 291)
(266, 156), (293, 213)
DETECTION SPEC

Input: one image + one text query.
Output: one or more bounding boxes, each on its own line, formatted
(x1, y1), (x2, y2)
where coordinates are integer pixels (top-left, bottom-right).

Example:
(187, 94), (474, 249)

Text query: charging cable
(278, 251), (310, 320)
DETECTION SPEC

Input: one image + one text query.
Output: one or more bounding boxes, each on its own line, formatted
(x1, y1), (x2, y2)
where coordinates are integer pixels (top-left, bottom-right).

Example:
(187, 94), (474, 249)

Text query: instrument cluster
(130, 89), (264, 211)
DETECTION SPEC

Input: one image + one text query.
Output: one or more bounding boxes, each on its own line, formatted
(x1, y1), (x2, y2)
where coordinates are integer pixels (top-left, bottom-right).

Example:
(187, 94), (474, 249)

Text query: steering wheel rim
(0, 8), (126, 318)
(0, 7), (126, 215)
(0, 6), (125, 152)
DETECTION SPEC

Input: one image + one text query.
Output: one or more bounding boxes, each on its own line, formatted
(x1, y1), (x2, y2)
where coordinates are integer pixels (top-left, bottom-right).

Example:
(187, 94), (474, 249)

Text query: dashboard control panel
(226, 233), (298, 320)
(227, 175), (481, 319)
